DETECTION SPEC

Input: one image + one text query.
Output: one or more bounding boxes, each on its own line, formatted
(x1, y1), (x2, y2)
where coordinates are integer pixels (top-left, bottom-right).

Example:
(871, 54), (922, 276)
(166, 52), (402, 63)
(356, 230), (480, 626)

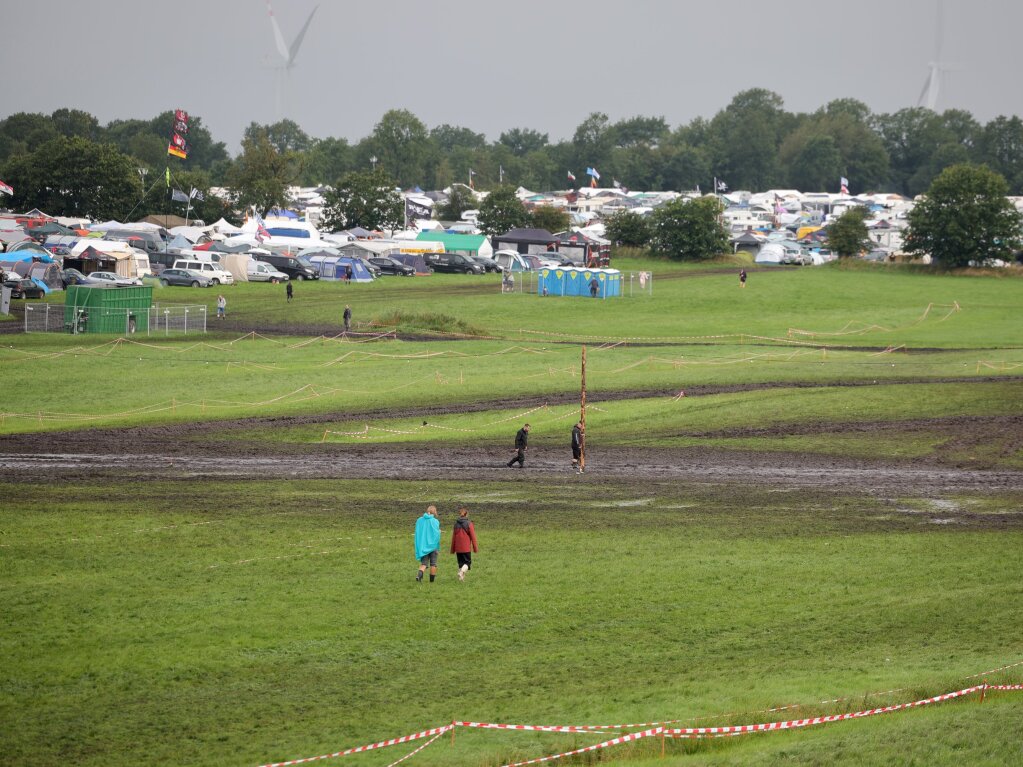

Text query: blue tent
(537, 267), (621, 298)
(305, 254), (374, 282)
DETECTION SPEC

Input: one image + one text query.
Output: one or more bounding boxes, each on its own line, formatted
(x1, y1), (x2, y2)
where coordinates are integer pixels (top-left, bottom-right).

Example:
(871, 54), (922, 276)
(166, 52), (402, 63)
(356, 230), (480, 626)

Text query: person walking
(286, 281), (293, 302)
(589, 277), (599, 298)
(450, 506), (479, 582)
(216, 294), (226, 319)
(344, 263), (353, 284)
(414, 505), (441, 583)
(739, 268), (747, 288)
(343, 304), (352, 333)
(507, 423), (530, 468)
(571, 421), (585, 473)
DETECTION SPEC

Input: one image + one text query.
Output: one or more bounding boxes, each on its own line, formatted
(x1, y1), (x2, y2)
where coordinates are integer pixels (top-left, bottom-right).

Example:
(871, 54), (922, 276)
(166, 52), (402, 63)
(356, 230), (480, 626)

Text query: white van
(492, 249), (533, 272)
(171, 258), (234, 285)
(247, 260), (289, 283)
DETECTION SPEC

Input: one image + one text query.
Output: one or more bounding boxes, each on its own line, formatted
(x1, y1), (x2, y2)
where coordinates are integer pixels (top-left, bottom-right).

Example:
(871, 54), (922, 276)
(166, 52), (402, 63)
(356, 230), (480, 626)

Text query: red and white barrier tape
(382, 729), (446, 767)
(458, 719), (680, 733)
(256, 677), (1023, 766)
(663, 686), (985, 737)
(965, 659), (1023, 679)
(257, 724), (451, 767)
(497, 726), (662, 767)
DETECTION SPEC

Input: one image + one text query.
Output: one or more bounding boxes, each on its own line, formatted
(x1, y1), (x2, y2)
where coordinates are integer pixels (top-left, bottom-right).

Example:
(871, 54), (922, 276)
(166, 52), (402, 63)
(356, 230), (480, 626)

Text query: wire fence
(23, 303), (208, 335)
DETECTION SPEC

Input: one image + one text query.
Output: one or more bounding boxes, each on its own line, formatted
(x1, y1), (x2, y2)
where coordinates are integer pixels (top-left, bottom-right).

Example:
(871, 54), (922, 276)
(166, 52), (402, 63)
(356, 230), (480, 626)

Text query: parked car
(246, 261), (289, 283)
(367, 257), (415, 276)
(471, 255), (503, 273)
(171, 258), (234, 285)
(61, 268), (97, 287)
(2, 277), (45, 299)
(88, 271), (144, 287)
(156, 268), (214, 288)
(255, 253), (319, 281)
(422, 252), (485, 274)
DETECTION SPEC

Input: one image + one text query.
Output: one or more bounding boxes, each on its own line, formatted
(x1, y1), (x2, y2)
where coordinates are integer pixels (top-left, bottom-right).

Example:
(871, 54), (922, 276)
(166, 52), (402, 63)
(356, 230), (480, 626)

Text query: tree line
(2, 91), (1023, 221)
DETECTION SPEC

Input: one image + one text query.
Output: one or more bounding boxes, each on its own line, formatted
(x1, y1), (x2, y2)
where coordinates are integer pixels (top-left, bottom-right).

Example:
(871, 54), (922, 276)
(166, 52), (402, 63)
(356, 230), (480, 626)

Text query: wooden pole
(580, 345), (586, 472)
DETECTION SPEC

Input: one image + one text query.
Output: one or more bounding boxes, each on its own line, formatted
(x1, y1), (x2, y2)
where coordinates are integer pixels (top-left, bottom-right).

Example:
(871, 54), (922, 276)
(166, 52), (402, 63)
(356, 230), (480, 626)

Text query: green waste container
(65, 285), (153, 335)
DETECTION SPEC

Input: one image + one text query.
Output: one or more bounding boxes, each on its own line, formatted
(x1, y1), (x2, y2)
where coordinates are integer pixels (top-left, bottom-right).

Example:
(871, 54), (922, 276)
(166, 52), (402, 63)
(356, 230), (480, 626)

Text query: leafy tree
(979, 116), (1023, 193)
(431, 124), (487, 153)
(366, 109), (430, 188)
(780, 130), (843, 192)
(827, 206), (870, 257)
(477, 185), (529, 236)
(608, 116), (669, 148)
(499, 128), (549, 157)
(226, 132), (302, 214)
(50, 108), (100, 141)
(529, 205), (569, 233)
(436, 185), (478, 221)
(572, 112), (613, 173)
(0, 112), (59, 164)
(300, 136), (353, 186)
(708, 89), (789, 191)
(904, 164), (1022, 267)
(649, 196), (728, 261)
(3, 136), (141, 219)
(605, 210), (651, 247)
(244, 119), (312, 153)
(320, 168), (403, 232)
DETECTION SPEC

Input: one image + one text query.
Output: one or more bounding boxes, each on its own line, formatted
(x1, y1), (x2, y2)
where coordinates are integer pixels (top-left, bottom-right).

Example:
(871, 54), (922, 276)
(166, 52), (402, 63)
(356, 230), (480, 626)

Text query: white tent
(755, 243), (785, 264)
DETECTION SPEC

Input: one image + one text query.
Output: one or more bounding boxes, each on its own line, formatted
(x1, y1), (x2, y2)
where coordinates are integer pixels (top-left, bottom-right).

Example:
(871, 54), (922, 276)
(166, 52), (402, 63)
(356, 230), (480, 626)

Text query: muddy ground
(2, 384), (1021, 496)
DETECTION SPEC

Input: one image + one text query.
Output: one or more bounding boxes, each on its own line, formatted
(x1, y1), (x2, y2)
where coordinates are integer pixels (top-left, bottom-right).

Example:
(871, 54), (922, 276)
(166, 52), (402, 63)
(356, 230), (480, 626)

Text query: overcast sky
(3, 0), (1022, 152)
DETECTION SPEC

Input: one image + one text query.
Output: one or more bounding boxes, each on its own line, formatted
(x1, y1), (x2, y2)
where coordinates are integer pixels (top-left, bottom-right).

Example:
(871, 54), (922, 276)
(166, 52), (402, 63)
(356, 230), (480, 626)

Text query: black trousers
(508, 448), (525, 467)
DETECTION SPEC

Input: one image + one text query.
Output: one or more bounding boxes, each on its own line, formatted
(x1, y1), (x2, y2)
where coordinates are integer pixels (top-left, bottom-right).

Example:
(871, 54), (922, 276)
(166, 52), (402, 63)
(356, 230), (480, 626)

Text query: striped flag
(254, 211), (271, 243)
(0, 179), (12, 196)
(840, 177), (849, 194)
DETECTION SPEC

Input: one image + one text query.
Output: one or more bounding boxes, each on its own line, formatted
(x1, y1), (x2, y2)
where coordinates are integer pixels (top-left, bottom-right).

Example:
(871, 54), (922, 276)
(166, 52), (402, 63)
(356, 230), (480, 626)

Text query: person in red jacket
(450, 506), (479, 582)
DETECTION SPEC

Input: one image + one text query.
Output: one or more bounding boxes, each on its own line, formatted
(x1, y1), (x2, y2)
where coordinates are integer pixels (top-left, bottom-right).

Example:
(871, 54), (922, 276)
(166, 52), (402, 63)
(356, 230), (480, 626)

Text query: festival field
(1, 259), (1021, 766)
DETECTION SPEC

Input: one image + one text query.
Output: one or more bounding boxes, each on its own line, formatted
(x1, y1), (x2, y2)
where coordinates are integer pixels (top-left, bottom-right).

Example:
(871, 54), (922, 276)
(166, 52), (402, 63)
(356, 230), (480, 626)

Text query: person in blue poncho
(414, 505), (442, 583)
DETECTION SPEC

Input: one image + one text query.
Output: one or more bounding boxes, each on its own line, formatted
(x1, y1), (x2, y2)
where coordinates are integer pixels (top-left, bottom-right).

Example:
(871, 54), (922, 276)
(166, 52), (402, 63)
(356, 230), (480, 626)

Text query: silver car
(89, 271), (144, 287)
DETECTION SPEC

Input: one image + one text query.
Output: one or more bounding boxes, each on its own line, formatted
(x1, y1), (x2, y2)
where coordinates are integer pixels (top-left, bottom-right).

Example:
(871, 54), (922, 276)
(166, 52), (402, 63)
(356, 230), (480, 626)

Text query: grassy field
(2, 260), (1021, 765)
(1, 479), (1021, 767)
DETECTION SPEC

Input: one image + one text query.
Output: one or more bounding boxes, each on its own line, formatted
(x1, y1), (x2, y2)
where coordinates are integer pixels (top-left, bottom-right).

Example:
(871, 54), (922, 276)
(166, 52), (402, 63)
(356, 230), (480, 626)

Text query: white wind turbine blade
(266, 0), (289, 62)
(287, 6), (318, 68)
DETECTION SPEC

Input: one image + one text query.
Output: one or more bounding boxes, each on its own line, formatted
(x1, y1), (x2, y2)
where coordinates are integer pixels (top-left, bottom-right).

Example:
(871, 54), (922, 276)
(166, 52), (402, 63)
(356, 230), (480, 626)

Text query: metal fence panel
(24, 303), (207, 335)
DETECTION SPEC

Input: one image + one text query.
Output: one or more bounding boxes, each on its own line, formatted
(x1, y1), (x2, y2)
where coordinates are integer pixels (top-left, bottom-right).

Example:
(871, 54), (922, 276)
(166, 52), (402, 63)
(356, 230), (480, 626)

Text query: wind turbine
(266, 0), (318, 119)
(917, 0), (959, 111)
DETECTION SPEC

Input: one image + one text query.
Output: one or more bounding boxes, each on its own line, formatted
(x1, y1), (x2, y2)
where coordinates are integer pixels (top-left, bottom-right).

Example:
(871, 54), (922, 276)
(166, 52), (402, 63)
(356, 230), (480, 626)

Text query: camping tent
(493, 228), (558, 255)
(414, 231), (492, 258)
(218, 253), (251, 282)
(305, 254), (374, 282)
(392, 253), (431, 275)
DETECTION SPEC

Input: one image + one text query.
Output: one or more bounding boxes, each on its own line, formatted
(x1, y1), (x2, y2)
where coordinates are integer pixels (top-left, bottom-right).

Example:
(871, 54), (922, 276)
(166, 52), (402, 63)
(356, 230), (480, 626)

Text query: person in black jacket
(571, 421), (584, 473)
(507, 423), (530, 468)
(343, 304), (352, 332)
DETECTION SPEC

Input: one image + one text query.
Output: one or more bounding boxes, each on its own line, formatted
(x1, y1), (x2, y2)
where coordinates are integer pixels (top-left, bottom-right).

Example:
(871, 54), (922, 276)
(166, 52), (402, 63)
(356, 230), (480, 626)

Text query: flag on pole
(165, 167), (170, 188)
(468, 168), (476, 190)
(254, 210), (271, 243)
(840, 176), (850, 194)
(189, 188), (204, 202)
(171, 188), (190, 203)
(0, 180), (13, 196)
(715, 178), (728, 192)
(567, 171), (576, 182)
(405, 197), (431, 221)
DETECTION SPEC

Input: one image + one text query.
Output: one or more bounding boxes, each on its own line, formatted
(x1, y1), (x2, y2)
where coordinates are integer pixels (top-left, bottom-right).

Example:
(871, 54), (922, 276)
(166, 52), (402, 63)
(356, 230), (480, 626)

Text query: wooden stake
(450, 720), (456, 745)
(979, 682), (987, 704)
(580, 344), (586, 472)
(660, 730), (666, 757)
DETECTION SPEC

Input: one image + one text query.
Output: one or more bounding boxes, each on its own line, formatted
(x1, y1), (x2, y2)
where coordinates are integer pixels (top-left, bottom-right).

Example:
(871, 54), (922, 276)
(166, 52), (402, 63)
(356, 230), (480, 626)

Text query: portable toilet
(64, 284), (153, 334)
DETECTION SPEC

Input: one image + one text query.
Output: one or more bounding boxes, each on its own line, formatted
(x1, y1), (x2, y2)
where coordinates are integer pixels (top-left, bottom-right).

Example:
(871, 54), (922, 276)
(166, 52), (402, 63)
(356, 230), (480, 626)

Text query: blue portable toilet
(537, 267), (620, 298)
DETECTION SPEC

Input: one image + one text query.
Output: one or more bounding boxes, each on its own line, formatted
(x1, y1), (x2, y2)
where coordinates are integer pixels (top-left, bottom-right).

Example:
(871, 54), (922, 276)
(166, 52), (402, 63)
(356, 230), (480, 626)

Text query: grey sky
(3, 0), (1021, 152)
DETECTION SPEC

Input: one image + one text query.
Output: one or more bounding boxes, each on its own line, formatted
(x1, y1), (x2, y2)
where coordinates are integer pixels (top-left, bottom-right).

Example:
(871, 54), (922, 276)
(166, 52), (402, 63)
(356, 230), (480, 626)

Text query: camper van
(171, 258), (234, 285)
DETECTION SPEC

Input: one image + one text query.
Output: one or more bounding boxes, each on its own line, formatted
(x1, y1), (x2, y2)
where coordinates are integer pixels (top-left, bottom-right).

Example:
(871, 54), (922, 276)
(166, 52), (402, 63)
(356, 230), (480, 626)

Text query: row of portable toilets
(536, 267), (622, 298)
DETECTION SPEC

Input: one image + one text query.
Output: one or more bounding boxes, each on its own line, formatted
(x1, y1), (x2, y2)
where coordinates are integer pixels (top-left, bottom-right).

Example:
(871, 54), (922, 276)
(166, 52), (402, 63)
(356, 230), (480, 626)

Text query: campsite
(1, 251), (1022, 766)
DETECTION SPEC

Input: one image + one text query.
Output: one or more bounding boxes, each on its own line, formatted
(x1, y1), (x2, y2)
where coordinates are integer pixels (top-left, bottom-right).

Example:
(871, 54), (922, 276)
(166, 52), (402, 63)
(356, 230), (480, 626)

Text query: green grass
(1, 479), (1021, 766)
